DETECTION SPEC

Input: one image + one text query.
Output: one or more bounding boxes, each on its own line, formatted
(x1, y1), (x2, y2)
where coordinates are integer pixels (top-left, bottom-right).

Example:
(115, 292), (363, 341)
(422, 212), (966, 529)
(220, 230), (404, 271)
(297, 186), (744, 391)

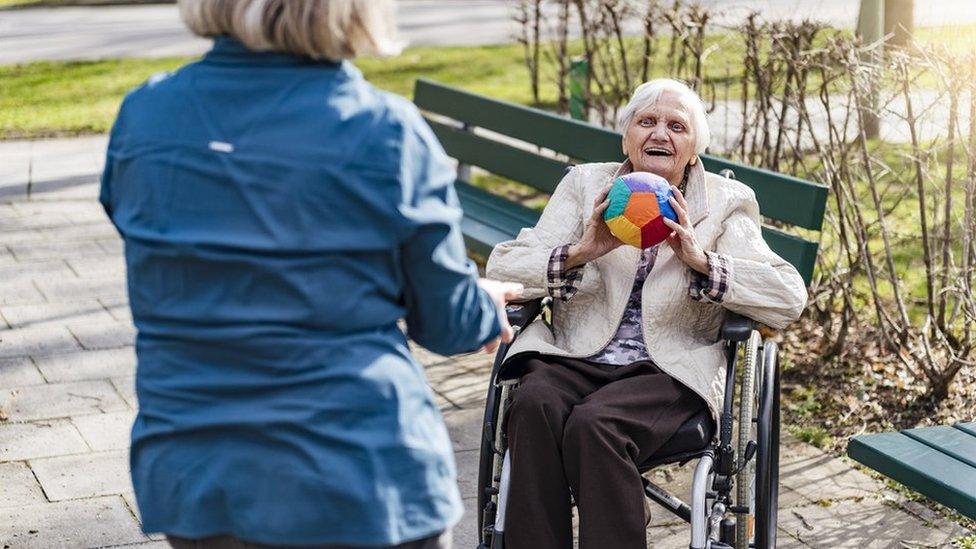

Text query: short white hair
(179, 0), (403, 62)
(617, 79), (711, 155)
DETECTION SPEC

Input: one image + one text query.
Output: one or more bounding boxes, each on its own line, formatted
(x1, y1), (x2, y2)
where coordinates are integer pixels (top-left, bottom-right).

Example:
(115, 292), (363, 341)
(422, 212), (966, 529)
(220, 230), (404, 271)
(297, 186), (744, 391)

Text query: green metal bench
(412, 78), (828, 285)
(848, 423), (976, 520)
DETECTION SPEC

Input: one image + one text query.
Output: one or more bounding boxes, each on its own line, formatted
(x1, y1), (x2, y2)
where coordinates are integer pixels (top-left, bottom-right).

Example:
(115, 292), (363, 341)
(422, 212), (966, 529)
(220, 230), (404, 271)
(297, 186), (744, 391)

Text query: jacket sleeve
(486, 167), (586, 300)
(395, 108), (501, 356)
(711, 188), (808, 329)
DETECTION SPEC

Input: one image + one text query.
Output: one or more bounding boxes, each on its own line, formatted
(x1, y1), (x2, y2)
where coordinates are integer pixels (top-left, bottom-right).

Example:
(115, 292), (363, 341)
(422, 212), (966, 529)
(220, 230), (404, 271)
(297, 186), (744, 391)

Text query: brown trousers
(502, 355), (705, 549)
(167, 531), (450, 549)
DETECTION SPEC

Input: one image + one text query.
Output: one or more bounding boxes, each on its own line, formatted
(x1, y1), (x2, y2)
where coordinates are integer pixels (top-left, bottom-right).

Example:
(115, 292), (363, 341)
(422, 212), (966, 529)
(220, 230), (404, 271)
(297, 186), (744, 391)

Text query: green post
(569, 57), (588, 121)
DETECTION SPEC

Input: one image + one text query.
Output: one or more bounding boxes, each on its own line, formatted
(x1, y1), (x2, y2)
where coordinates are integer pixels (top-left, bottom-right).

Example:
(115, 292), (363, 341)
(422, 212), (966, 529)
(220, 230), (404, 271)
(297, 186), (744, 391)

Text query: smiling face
(621, 91), (698, 186)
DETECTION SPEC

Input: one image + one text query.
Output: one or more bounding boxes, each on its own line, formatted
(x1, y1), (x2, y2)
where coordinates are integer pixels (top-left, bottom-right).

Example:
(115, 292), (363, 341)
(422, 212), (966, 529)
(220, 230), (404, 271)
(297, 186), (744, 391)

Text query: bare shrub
(511, 4), (976, 405)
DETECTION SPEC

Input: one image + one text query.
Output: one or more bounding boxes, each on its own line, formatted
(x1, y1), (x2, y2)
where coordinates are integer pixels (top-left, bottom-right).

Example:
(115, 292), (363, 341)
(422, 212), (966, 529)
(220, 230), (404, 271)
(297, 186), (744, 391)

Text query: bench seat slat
(848, 432), (976, 520)
(955, 422), (976, 438)
(760, 226), (818, 285)
(902, 426), (976, 469)
(427, 120), (570, 195)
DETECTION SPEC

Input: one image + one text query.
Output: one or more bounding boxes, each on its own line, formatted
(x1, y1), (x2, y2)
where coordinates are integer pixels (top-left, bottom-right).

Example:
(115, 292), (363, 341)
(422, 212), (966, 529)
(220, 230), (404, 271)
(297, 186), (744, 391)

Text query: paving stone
(97, 236), (125, 255)
(37, 221), (118, 243)
(0, 247), (15, 267)
(0, 419), (89, 461)
(779, 498), (963, 548)
(120, 492), (166, 541)
(0, 228), (46, 245)
(0, 380), (127, 422)
(0, 326), (81, 358)
(28, 179), (100, 201)
(30, 449), (132, 501)
(0, 462), (46, 508)
(33, 347), (136, 383)
(423, 352), (492, 386)
(112, 376), (137, 409)
(455, 448), (479, 501)
(0, 280), (45, 306)
(453, 497), (479, 549)
(72, 410), (134, 451)
(34, 276), (126, 302)
(0, 260), (75, 286)
(0, 300), (115, 330)
(66, 255), (126, 278)
(104, 541), (171, 548)
(443, 406), (485, 452)
(0, 357), (44, 388)
(0, 496), (148, 548)
(431, 368), (492, 409)
(0, 212), (73, 231)
(779, 438), (880, 504)
(69, 322), (135, 350)
(8, 239), (106, 262)
(101, 297), (133, 323)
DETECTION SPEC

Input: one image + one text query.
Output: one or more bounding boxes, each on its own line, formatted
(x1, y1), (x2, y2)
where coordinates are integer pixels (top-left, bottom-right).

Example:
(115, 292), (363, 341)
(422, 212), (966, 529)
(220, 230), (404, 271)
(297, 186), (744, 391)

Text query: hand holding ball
(602, 172), (679, 249)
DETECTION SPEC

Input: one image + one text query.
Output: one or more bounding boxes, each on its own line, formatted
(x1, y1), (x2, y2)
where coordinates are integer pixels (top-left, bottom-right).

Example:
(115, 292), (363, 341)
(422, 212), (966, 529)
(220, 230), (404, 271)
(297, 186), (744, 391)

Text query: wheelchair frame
(475, 299), (782, 549)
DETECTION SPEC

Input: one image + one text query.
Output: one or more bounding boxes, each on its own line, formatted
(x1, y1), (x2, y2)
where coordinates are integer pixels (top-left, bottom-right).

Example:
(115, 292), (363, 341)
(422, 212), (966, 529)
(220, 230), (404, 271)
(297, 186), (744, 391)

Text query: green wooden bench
(848, 423), (976, 520)
(412, 78), (828, 285)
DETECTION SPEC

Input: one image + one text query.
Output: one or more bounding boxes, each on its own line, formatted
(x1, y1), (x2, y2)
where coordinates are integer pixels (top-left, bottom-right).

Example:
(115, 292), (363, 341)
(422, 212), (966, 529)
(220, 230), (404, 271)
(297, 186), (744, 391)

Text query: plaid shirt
(689, 251), (731, 303)
(547, 245), (732, 365)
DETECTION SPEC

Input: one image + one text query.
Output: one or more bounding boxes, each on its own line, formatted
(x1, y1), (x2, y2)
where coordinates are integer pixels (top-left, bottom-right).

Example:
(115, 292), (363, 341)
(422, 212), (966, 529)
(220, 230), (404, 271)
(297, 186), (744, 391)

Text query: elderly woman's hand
(663, 186), (709, 274)
(566, 183), (623, 269)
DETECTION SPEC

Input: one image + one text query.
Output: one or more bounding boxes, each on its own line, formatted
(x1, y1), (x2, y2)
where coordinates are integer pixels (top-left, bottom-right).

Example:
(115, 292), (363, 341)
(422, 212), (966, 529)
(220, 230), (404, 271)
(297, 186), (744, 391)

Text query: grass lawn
(0, 43), (539, 139)
(0, 0), (166, 7)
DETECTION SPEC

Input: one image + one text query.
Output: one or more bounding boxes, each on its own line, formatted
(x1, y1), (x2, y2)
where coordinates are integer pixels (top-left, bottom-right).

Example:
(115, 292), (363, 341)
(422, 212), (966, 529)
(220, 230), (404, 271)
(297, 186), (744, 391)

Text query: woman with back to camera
(99, 1), (521, 547)
(486, 79), (807, 548)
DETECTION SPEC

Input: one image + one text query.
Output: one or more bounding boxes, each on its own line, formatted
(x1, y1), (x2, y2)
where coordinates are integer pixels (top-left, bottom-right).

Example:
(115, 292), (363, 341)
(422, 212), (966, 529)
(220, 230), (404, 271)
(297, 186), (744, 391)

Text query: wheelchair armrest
(505, 297), (548, 331)
(719, 311), (756, 342)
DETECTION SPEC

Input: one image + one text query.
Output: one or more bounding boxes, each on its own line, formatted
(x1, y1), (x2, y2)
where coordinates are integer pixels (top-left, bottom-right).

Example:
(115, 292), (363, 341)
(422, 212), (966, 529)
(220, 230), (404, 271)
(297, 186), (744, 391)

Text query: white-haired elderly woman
(99, 1), (523, 548)
(486, 79), (808, 549)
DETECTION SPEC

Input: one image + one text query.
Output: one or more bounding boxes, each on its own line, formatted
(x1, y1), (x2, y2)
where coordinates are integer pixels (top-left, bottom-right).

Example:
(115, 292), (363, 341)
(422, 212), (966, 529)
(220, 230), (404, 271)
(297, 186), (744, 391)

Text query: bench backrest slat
(428, 120), (570, 195)
(700, 157), (828, 231)
(761, 226), (818, 284)
(415, 78), (622, 162)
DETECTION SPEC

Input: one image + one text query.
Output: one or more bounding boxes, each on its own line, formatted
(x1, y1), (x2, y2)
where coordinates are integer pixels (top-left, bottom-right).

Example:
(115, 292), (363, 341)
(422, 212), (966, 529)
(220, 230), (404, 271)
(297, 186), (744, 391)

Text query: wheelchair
(475, 298), (782, 549)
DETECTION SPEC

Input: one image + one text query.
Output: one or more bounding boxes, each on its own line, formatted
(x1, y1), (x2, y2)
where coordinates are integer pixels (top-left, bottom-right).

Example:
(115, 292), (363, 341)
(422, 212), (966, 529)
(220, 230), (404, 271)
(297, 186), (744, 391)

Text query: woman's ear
(689, 155), (698, 166)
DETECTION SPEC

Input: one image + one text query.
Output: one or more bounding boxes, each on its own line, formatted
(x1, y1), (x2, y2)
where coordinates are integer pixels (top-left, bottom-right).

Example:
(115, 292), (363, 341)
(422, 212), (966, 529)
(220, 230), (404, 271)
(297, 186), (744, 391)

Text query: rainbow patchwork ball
(603, 172), (678, 249)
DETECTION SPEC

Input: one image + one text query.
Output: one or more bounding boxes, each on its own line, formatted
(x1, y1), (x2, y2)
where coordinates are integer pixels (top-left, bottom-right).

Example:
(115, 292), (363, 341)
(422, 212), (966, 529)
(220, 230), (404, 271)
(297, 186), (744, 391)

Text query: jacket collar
(203, 36), (346, 70)
(611, 159), (710, 227)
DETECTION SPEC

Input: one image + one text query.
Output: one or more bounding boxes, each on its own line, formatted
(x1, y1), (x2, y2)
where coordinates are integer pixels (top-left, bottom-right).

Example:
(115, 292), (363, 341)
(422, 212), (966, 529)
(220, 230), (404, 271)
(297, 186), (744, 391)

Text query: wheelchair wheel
(735, 331), (762, 548)
(755, 340), (781, 549)
(477, 378), (511, 547)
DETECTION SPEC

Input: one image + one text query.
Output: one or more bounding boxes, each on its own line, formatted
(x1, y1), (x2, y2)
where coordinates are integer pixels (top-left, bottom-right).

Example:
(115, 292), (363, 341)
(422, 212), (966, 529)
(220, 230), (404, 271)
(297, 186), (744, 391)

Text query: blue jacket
(100, 37), (500, 546)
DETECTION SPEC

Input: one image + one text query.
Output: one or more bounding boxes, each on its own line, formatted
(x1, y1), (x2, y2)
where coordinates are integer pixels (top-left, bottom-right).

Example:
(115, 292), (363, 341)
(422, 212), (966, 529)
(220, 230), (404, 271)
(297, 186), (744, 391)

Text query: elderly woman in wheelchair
(479, 79), (807, 549)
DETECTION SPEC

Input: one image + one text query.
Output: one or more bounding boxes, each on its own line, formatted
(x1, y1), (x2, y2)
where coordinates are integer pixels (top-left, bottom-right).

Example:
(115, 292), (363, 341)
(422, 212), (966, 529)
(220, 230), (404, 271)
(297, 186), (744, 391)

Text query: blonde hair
(179, 0), (403, 61)
(618, 79), (711, 155)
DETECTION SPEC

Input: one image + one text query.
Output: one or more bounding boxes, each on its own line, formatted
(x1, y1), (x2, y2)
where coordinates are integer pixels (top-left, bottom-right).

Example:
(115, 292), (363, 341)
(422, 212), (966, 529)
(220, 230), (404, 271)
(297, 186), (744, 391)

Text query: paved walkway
(3, 0), (976, 65)
(0, 136), (971, 548)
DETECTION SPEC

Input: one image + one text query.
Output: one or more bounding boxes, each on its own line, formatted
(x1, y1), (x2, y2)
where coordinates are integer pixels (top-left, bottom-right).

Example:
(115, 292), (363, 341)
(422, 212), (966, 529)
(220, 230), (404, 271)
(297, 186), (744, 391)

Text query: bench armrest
(720, 311), (756, 342)
(505, 298), (548, 331)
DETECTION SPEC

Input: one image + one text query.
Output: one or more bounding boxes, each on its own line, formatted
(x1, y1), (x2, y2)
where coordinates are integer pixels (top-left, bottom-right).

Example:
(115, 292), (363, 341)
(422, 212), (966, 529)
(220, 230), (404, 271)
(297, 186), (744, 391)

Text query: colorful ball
(603, 172), (678, 249)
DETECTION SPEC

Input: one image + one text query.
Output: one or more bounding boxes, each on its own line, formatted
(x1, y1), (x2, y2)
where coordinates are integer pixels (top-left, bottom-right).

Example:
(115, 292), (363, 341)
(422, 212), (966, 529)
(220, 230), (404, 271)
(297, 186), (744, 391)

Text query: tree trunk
(884, 0), (914, 49)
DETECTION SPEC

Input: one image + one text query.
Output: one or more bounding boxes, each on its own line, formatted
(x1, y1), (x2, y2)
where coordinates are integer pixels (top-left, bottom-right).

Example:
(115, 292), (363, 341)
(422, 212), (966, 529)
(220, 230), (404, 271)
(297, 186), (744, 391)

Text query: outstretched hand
(662, 186), (709, 274)
(477, 279), (524, 354)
